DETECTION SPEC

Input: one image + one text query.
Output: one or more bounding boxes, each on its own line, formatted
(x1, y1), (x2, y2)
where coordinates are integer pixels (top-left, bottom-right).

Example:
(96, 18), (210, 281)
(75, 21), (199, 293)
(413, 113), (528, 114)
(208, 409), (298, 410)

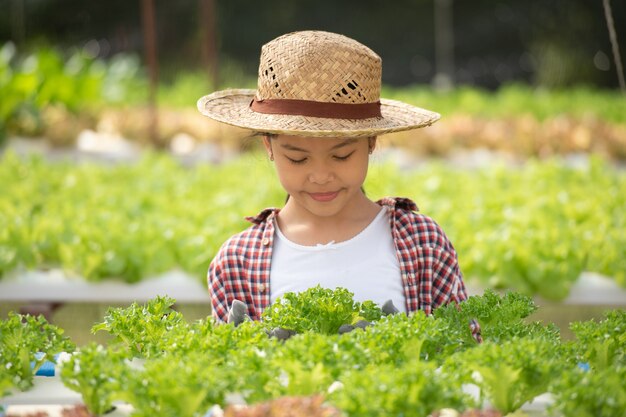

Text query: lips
(308, 191), (340, 202)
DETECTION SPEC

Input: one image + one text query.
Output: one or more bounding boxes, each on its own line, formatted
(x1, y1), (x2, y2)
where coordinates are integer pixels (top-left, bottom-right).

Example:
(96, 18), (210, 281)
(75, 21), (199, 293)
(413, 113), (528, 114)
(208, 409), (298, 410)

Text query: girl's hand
(382, 299), (400, 316)
(227, 299), (250, 326)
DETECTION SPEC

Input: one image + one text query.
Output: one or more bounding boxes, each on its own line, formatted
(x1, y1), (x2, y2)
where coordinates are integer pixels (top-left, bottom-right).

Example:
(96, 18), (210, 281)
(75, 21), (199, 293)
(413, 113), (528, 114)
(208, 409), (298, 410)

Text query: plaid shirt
(208, 197), (482, 342)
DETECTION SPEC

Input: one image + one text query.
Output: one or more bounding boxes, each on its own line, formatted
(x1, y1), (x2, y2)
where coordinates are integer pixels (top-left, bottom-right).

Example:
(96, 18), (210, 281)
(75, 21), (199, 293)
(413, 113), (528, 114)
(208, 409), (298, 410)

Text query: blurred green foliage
(0, 42), (142, 143)
(366, 155), (626, 298)
(155, 59), (256, 108)
(2, 42), (626, 148)
(383, 84), (626, 123)
(0, 151), (624, 300)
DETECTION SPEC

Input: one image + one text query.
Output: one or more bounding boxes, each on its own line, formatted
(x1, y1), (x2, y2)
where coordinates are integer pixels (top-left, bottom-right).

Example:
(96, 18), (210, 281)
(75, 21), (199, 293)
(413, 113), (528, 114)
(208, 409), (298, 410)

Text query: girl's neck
(276, 195), (381, 246)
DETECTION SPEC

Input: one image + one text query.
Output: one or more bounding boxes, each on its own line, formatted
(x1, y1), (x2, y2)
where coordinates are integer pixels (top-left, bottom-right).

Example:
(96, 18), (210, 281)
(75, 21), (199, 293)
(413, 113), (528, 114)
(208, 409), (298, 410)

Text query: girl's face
(263, 135), (375, 220)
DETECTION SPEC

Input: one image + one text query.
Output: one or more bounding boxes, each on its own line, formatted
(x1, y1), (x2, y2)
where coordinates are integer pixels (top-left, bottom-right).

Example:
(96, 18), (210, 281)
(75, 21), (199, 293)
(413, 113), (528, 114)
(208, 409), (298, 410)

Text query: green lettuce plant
(58, 343), (131, 416)
(261, 285), (382, 335)
(328, 359), (473, 417)
(91, 295), (187, 358)
(1, 152), (624, 299)
(550, 364), (626, 417)
(0, 312), (75, 391)
(43, 291), (626, 416)
(441, 336), (566, 414)
(548, 310), (626, 417)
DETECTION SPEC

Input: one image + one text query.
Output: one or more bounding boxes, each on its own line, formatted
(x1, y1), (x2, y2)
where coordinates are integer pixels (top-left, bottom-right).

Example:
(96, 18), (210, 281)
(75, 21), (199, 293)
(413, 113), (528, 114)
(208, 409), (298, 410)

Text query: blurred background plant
(0, 41), (142, 146)
(0, 0), (624, 157)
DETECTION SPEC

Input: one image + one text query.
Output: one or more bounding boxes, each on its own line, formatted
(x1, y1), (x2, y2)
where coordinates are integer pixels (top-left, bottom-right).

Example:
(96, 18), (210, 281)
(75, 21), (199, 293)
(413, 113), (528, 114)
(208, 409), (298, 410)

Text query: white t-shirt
(269, 207), (406, 312)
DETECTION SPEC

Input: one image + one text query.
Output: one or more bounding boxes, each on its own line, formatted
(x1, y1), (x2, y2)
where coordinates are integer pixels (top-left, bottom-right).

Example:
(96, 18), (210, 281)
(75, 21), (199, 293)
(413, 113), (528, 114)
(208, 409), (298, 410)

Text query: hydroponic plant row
(1, 289), (625, 417)
(1, 151), (624, 300)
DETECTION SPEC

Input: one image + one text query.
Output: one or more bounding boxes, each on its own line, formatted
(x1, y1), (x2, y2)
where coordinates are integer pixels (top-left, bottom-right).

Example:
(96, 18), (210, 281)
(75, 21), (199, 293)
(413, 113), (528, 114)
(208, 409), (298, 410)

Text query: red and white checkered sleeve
(430, 226), (483, 344)
(208, 253), (230, 323)
(431, 245), (465, 307)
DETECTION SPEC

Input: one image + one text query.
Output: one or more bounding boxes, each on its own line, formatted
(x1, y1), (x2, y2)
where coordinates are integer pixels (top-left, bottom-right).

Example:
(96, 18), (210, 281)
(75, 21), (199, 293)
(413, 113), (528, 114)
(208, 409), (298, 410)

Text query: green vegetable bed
(1, 151), (624, 300)
(1, 289), (625, 417)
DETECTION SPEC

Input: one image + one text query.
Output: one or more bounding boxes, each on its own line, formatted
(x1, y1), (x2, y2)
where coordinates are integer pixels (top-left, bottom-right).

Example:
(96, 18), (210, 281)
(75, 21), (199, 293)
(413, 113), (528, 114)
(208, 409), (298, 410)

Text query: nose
(308, 162), (335, 185)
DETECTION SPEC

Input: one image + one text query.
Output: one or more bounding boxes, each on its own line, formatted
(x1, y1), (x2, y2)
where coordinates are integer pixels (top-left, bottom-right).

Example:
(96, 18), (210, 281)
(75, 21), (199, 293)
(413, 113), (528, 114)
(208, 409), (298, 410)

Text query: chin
(306, 202), (346, 218)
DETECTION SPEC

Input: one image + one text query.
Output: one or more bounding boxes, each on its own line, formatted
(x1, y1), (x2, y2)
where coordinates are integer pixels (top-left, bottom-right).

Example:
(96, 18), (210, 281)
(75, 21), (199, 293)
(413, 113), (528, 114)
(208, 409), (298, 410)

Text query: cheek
(277, 173), (295, 191)
(345, 158), (369, 185)
(273, 163), (300, 190)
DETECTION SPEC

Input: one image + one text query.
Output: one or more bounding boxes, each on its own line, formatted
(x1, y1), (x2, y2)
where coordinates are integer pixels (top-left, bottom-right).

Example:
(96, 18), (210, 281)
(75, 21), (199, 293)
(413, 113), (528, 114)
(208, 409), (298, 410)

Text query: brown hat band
(250, 98), (382, 119)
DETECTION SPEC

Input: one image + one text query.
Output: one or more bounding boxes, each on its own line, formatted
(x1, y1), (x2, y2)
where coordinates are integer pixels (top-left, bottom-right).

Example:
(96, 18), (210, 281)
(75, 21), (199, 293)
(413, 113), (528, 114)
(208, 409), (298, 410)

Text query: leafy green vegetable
(0, 311), (75, 391)
(32, 291), (626, 416)
(260, 286), (382, 335)
(350, 312), (445, 364)
(91, 295), (187, 358)
(442, 336), (566, 414)
(328, 359), (473, 417)
(121, 351), (231, 417)
(433, 289), (560, 344)
(567, 309), (626, 370)
(549, 310), (626, 416)
(550, 365), (626, 417)
(64, 297), (280, 412)
(0, 369), (14, 399)
(1, 152), (624, 299)
(58, 343), (131, 416)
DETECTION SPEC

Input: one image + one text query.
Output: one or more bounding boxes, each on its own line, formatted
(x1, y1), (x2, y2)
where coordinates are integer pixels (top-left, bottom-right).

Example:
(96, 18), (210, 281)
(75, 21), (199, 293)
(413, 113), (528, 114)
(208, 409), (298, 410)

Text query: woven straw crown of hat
(197, 30), (440, 138)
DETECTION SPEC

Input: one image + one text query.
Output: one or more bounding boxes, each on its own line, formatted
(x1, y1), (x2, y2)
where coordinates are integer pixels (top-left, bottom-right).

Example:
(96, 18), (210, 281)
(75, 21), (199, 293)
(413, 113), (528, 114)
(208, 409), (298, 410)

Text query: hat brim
(197, 89), (440, 138)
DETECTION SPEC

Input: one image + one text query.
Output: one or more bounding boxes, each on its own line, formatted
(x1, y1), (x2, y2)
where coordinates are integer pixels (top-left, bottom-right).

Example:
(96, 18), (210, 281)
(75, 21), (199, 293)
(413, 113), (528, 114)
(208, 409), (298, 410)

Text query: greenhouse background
(1, 1), (625, 416)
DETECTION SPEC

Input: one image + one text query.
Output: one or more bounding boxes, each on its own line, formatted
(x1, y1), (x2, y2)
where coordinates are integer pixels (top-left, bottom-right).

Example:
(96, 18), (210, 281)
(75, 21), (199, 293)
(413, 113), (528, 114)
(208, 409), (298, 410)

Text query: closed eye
(286, 156), (307, 164)
(334, 151), (355, 161)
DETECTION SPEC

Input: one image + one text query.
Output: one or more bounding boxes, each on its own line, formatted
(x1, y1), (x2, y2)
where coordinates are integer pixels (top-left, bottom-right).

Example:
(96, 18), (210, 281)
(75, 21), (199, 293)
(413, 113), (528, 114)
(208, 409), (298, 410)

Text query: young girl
(198, 30), (480, 340)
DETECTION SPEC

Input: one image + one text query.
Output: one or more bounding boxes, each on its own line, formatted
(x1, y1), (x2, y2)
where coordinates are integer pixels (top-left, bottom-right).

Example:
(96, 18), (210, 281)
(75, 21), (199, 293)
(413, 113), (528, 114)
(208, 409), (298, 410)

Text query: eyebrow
(279, 138), (358, 152)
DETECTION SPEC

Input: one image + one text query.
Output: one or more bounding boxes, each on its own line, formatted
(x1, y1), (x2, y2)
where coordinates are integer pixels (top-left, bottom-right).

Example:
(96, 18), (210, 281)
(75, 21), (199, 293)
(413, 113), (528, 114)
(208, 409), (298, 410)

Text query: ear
(262, 135), (275, 160)
(368, 136), (377, 153)
(262, 135), (272, 154)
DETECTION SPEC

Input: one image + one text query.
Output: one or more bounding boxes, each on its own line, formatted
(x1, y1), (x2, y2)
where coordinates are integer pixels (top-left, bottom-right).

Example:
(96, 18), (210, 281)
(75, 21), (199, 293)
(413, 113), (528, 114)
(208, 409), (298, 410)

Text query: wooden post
(140, 0), (161, 146)
(433, 0), (455, 90)
(602, 0), (626, 94)
(200, 0), (219, 89)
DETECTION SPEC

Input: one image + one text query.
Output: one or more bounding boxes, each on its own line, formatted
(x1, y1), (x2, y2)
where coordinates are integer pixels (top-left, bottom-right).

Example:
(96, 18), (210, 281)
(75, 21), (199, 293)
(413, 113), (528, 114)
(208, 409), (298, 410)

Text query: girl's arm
(208, 257), (230, 323)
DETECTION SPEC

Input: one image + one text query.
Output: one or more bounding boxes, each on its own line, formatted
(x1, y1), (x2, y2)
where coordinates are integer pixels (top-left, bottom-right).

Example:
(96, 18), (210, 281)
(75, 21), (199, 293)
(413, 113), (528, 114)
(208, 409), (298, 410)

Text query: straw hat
(197, 30), (440, 138)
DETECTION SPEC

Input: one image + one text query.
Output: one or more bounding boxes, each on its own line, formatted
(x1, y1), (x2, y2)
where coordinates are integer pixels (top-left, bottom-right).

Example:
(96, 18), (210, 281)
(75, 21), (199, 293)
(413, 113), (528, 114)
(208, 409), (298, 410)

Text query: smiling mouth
(308, 191), (339, 202)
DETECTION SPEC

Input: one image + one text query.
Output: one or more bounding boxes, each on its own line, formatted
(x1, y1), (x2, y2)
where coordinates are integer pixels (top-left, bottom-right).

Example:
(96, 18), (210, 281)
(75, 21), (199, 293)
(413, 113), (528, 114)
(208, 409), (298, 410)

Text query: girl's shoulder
(244, 207), (280, 225)
(216, 207), (279, 254)
(377, 197), (453, 249)
(377, 196), (419, 212)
